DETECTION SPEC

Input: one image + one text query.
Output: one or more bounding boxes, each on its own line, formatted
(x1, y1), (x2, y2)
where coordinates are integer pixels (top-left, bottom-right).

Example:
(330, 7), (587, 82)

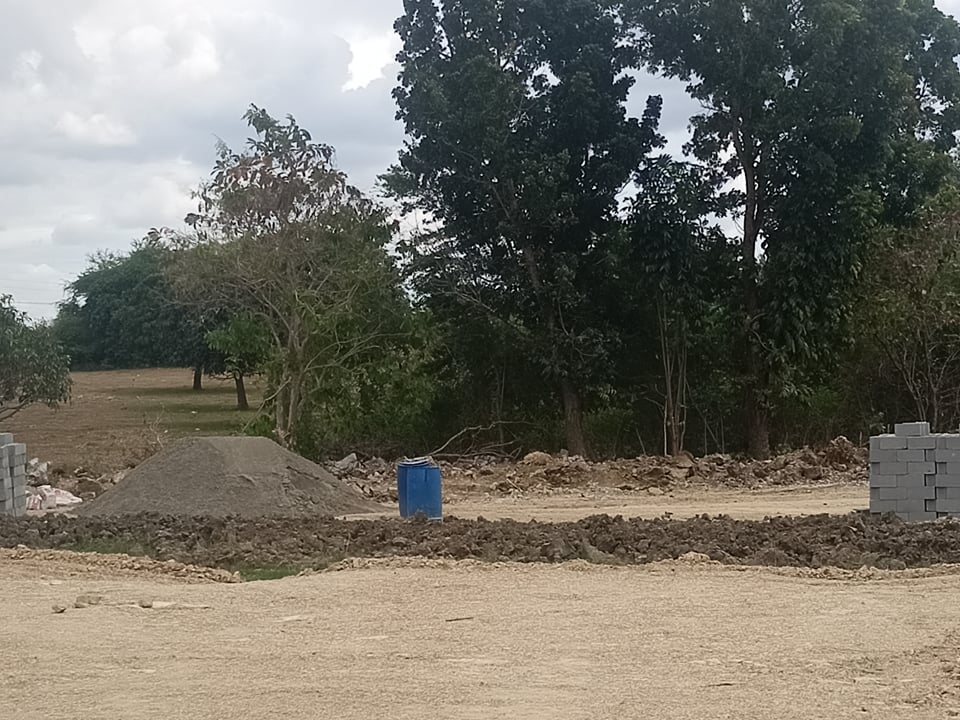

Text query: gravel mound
(74, 437), (381, 518)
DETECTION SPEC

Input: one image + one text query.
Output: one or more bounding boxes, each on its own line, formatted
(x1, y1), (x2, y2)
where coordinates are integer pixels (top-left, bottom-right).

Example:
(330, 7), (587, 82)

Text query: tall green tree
(0, 296), (71, 423)
(855, 188), (960, 431)
(387, 0), (663, 455)
(626, 157), (734, 455)
(206, 313), (271, 410)
(626, 0), (960, 456)
(58, 236), (217, 382)
(173, 107), (407, 449)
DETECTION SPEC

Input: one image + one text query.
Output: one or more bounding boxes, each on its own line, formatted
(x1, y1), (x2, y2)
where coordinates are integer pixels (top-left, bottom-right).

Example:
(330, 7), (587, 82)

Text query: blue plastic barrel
(397, 457), (442, 520)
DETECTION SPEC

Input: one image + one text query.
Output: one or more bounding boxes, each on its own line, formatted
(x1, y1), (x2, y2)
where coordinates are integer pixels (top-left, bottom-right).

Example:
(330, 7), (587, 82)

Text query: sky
(1, 0), (958, 319)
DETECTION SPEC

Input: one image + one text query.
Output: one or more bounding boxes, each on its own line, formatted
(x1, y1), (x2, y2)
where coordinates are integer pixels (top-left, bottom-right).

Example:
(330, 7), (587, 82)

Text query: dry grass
(3, 369), (262, 474)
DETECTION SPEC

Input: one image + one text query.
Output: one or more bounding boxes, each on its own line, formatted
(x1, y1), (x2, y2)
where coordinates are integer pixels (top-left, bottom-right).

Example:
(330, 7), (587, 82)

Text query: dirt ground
(6, 369), (261, 473)
(431, 483), (866, 522)
(2, 552), (959, 720)
(2, 370), (956, 718)
(4, 506), (954, 571)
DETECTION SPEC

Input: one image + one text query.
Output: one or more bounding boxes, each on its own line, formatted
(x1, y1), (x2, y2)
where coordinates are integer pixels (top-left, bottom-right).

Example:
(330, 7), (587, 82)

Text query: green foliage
(625, 0), (960, 455)
(173, 107), (411, 451)
(206, 314), (271, 381)
(387, 0), (664, 454)
(57, 238), (218, 372)
(851, 188), (960, 430)
(0, 295), (71, 422)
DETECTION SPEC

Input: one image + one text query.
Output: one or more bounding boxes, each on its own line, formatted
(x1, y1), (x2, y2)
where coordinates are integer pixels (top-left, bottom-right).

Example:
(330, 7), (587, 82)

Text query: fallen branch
(428, 422), (523, 458)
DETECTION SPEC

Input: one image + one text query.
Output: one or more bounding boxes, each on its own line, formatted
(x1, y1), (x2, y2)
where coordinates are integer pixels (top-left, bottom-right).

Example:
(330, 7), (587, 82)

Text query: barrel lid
(398, 456), (436, 467)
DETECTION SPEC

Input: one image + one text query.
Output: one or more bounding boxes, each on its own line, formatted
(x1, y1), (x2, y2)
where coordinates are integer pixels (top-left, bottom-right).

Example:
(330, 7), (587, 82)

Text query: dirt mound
(74, 437), (381, 518)
(4, 511), (960, 572)
(341, 440), (869, 503)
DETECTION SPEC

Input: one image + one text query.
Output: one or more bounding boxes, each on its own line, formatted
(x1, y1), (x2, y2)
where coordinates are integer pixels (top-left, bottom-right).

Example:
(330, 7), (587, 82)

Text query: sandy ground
(2, 552), (959, 720)
(355, 484), (868, 522)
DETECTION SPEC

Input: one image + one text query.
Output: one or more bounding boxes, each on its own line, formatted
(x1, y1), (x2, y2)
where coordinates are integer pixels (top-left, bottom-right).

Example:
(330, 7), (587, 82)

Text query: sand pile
(75, 437), (381, 518)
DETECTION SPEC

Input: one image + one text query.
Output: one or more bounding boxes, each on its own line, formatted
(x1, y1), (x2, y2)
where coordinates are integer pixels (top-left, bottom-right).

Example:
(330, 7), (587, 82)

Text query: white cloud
(55, 111), (137, 146)
(343, 32), (401, 91)
(5, 0), (954, 320)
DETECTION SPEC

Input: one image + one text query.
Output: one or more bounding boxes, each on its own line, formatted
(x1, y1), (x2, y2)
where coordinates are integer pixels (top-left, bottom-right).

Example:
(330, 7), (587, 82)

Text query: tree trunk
(519, 244), (590, 457)
(192, 367), (203, 392)
(744, 348), (770, 460)
(735, 128), (769, 459)
(235, 374), (249, 411)
(560, 377), (588, 457)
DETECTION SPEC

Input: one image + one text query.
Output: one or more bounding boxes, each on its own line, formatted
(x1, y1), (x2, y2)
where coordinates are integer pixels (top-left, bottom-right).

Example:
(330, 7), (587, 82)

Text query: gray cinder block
(878, 436), (908, 450)
(897, 474), (927, 488)
(935, 450), (960, 463)
(908, 436), (938, 450)
(869, 449), (900, 463)
(944, 436), (960, 450)
(897, 449), (928, 462)
(873, 462), (908, 476)
(936, 486), (960, 500)
(869, 473), (899, 488)
(909, 486), (936, 500)
(875, 486), (909, 501)
(908, 462), (936, 475)
(896, 422), (931, 437)
(937, 474), (960, 488)
(870, 499), (899, 514)
(935, 499), (960, 513)
(897, 499), (929, 513)
(927, 449), (938, 462)
(0, 433), (12, 446)
(904, 512), (937, 523)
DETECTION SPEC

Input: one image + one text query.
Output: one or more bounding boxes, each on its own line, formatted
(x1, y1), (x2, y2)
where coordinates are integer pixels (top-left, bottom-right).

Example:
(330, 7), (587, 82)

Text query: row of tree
(10, 0), (960, 460)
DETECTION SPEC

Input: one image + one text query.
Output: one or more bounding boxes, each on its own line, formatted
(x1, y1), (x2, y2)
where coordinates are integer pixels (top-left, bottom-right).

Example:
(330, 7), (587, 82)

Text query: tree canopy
(386, 0), (664, 455)
(172, 107), (409, 449)
(625, 0), (960, 456)
(41, 0), (960, 459)
(0, 296), (71, 423)
(57, 236), (217, 375)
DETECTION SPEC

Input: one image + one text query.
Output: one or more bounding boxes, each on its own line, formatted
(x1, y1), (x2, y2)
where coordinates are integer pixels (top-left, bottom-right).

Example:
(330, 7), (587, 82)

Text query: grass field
(4, 369), (262, 474)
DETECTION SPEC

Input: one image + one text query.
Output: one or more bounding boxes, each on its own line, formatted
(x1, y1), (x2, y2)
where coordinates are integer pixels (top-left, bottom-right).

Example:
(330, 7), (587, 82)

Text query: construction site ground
(6, 369), (955, 717)
(3, 549), (960, 720)
(378, 483), (865, 522)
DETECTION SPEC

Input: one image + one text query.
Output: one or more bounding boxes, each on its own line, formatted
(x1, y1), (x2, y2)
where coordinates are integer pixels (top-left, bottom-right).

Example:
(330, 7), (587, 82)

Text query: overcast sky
(2, 1), (958, 318)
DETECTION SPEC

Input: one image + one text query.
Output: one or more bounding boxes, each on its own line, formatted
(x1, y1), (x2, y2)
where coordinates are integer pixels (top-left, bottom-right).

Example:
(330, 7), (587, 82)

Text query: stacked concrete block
(0, 432), (27, 517)
(870, 422), (960, 522)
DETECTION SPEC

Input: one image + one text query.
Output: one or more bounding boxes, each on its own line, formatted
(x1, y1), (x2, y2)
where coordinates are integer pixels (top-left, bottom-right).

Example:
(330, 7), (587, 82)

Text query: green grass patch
(65, 538), (154, 557)
(114, 385), (239, 398)
(164, 416), (256, 433)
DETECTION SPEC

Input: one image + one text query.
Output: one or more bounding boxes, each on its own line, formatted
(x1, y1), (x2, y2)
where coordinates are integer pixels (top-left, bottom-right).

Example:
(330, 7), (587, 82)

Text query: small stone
(522, 451), (552, 466)
(138, 599), (154, 609)
(647, 486), (665, 496)
(51, 605), (67, 614)
(75, 593), (103, 609)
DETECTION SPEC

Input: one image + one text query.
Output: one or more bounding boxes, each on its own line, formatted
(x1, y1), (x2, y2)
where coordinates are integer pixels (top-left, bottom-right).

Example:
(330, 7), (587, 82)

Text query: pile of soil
(74, 437), (380, 518)
(4, 511), (958, 571)
(342, 437), (868, 503)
